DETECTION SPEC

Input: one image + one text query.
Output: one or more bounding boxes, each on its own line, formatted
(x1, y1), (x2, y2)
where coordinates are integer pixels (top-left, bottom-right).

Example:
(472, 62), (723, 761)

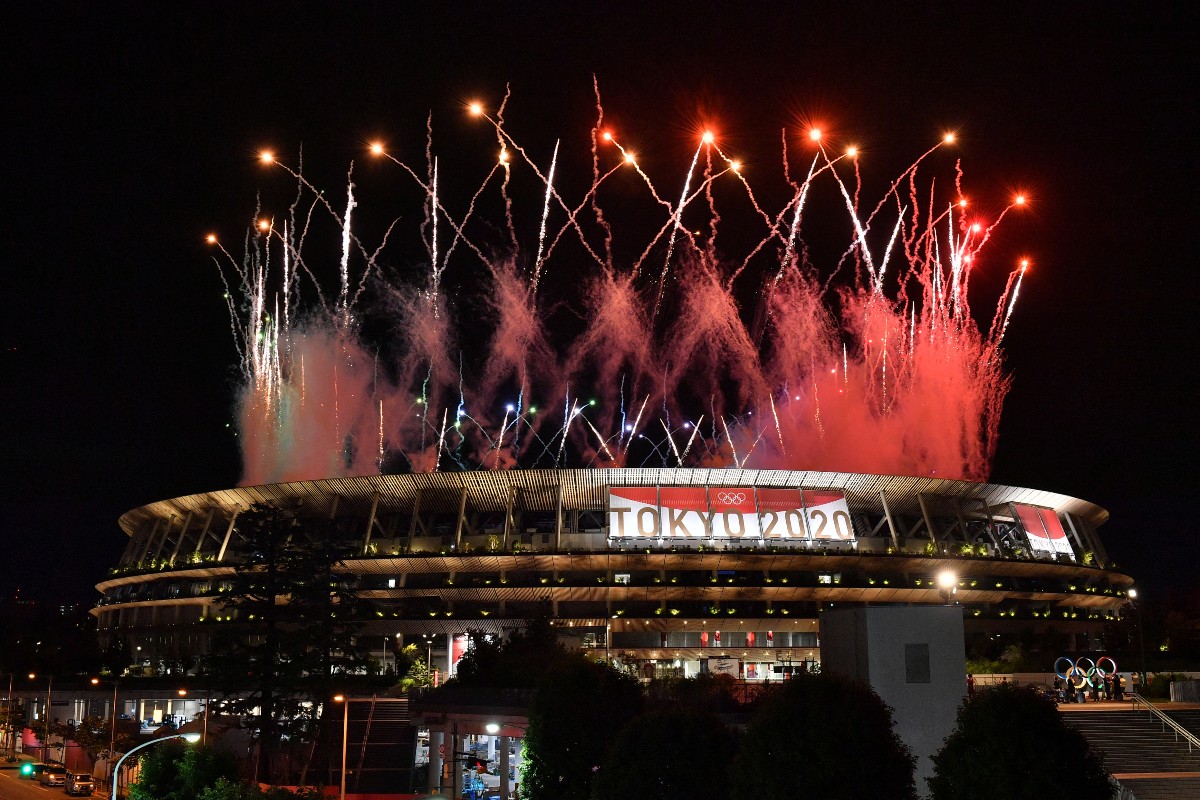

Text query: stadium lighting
(936, 570), (958, 605)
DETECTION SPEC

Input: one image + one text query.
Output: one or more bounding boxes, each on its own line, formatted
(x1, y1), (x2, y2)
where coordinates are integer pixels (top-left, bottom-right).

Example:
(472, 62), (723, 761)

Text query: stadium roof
(119, 469), (1108, 537)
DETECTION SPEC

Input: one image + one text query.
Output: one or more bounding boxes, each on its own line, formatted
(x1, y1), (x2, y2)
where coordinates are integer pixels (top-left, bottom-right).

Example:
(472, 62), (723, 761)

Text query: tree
(731, 672), (916, 800)
(128, 741), (240, 800)
(928, 683), (1113, 800)
(591, 708), (735, 800)
(196, 777), (322, 800)
(0, 704), (22, 753)
(54, 715), (137, 762)
(646, 672), (745, 714)
(452, 617), (568, 688)
(205, 505), (375, 783)
(399, 654), (434, 691)
(521, 656), (644, 800)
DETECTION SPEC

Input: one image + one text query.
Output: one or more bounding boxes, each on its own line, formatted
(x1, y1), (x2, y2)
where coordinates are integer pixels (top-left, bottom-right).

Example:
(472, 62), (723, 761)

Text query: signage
(1012, 504), (1075, 560)
(707, 657), (741, 676)
(607, 486), (856, 541)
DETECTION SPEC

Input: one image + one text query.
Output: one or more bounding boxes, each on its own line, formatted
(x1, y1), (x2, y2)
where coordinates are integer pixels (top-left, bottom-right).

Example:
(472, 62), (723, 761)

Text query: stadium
(94, 468), (1133, 678)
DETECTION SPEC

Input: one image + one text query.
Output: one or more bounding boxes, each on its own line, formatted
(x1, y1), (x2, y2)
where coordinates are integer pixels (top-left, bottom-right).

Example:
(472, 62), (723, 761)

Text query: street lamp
(936, 570), (958, 605)
(1128, 588), (1147, 681)
(110, 732), (200, 800)
(3, 672), (15, 756)
(483, 719), (529, 800)
(419, 634), (436, 674)
(91, 677), (120, 789)
(176, 686), (213, 745)
(332, 695), (351, 800)
(28, 673), (52, 762)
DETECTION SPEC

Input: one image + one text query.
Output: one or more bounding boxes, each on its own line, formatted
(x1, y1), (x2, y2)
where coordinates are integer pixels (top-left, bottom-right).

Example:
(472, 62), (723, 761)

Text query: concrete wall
(820, 606), (966, 797)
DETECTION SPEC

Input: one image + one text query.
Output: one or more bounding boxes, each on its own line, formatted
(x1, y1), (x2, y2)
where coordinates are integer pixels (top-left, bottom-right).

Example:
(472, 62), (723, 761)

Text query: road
(0, 769), (85, 800)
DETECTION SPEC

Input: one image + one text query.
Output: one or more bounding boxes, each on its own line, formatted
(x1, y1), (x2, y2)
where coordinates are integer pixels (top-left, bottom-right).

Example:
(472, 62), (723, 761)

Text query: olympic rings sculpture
(1054, 655), (1118, 687)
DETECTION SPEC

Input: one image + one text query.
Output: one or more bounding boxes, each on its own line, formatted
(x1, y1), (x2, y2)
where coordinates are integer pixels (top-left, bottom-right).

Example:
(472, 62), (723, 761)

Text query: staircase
(1165, 709), (1200, 739)
(1061, 705), (1200, 800)
(339, 696), (420, 794)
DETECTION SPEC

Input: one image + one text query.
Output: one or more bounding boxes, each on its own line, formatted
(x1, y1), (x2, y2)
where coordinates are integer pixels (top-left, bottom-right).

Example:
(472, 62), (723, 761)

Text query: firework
(208, 92), (1030, 485)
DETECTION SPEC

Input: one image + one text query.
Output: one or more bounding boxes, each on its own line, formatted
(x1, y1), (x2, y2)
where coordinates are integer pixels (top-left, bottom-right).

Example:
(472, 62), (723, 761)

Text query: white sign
(707, 657), (741, 676)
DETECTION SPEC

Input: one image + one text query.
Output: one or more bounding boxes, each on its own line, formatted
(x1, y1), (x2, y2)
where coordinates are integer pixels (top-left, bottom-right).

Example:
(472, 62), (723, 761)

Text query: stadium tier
(95, 469), (1132, 678)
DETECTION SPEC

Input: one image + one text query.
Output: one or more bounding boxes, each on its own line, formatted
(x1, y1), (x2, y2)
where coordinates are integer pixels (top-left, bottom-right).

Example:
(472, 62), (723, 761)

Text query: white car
(66, 772), (96, 796)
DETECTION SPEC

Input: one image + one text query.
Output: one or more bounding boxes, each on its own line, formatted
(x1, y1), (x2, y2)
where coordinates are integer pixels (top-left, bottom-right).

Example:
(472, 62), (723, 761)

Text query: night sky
(4, 2), (1196, 605)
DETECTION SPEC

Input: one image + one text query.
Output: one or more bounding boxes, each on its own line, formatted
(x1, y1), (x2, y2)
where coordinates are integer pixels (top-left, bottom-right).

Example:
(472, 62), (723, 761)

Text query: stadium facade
(94, 469), (1133, 679)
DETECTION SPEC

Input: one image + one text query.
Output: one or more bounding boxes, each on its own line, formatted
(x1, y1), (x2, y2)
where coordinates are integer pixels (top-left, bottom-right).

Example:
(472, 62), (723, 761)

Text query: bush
(591, 708), (735, 800)
(128, 742), (240, 800)
(929, 684), (1113, 800)
(1145, 672), (1189, 700)
(731, 673), (915, 800)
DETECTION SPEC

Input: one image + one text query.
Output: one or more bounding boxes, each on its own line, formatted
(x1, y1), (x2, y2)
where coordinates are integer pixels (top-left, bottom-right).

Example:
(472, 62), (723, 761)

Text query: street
(0, 769), (80, 800)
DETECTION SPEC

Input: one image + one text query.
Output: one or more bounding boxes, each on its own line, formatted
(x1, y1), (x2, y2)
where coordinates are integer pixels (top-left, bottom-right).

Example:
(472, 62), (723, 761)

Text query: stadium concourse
(93, 468), (1133, 679)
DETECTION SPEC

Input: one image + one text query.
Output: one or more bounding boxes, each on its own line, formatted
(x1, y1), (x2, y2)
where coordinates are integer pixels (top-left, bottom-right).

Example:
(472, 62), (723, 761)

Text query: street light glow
(936, 570), (957, 590)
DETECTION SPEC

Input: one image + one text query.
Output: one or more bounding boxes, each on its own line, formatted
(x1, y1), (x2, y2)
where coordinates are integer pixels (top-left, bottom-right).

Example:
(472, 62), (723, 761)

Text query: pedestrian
(967, 673), (975, 697)
(1131, 671), (1141, 695)
(1074, 676), (1087, 704)
(1103, 673), (1113, 701)
(1115, 673), (1126, 701)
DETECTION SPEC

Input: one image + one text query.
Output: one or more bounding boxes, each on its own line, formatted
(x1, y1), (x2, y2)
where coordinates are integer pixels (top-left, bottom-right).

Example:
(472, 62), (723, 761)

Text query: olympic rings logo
(1054, 655), (1118, 688)
(717, 491), (748, 505)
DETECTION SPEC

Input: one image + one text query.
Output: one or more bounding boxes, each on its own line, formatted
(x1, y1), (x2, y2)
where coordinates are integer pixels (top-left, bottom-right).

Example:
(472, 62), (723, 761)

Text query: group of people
(1052, 670), (1144, 703)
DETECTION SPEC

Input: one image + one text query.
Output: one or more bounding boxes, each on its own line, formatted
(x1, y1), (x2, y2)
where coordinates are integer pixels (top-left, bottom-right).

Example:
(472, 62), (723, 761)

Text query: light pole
(178, 685), (212, 745)
(421, 634), (433, 670)
(333, 695), (349, 800)
(91, 677), (120, 788)
(4, 672), (14, 756)
(110, 732), (200, 800)
(1128, 588), (1147, 681)
(936, 570), (958, 605)
(28, 673), (52, 762)
(485, 720), (529, 800)
(202, 687), (210, 746)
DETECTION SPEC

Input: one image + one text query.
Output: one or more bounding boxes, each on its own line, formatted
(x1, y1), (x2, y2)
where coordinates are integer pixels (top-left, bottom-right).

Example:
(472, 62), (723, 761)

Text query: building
(95, 467), (1132, 796)
(94, 468), (1133, 678)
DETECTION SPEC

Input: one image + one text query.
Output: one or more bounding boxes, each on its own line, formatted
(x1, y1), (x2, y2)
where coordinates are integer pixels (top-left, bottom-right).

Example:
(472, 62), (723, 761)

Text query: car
(66, 772), (96, 796)
(21, 761), (46, 779)
(38, 763), (67, 786)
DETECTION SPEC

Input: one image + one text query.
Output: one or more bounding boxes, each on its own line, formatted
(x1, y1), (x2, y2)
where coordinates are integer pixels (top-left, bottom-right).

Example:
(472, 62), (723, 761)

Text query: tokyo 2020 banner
(607, 486), (856, 541)
(1011, 503), (1076, 560)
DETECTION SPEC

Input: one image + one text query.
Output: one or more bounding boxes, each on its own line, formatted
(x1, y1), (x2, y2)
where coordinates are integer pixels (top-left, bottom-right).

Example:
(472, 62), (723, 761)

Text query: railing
(1130, 693), (1200, 754)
